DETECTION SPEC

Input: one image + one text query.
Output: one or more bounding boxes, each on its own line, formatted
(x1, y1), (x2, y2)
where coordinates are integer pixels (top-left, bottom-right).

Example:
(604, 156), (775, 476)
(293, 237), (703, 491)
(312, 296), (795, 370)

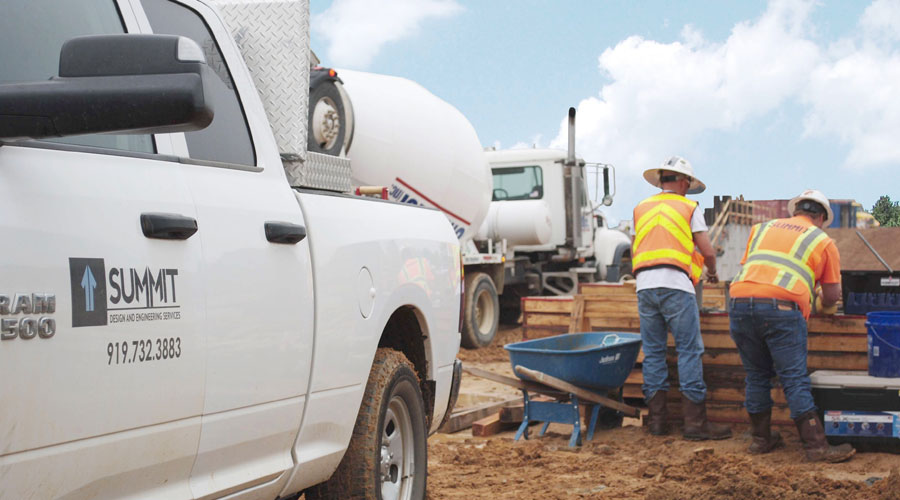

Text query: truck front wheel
(306, 349), (427, 500)
(461, 272), (499, 349)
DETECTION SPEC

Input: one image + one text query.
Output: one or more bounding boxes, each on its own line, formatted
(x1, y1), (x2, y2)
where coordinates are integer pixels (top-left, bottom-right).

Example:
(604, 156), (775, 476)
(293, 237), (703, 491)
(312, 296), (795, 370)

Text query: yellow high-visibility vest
(633, 193), (701, 285)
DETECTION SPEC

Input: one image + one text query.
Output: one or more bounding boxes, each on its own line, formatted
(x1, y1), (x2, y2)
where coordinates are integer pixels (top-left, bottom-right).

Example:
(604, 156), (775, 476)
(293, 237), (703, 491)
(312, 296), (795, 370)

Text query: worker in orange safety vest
(632, 156), (731, 441)
(729, 189), (854, 462)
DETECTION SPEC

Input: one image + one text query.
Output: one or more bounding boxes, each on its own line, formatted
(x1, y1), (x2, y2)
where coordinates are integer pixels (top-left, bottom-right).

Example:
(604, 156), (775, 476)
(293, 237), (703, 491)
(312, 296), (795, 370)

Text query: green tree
(871, 195), (900, 227)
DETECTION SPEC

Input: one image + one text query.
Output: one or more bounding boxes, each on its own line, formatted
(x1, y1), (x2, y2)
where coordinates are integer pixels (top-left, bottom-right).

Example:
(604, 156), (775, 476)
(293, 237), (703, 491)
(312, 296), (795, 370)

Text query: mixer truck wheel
(308, 80), (346, 156)
(306, 349), (427, 500)
(461, 273), (499, 349)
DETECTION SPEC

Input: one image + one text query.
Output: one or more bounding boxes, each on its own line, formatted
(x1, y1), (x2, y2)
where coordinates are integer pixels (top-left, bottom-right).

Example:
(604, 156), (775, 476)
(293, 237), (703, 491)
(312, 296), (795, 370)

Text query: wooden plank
(500, 405), (525, 423)
(523, 313), (570, 327)
(685, 351), (868, 370)
(583, 302), (639, 316)
(568, 295), (588, 333)
(664, 402), (794, 426)
(472, 412), (509, 437)
(588, 316), (641, 331)
(580, 282), (636, 296)
(624, 384), (643, 399)
(656, 332), (868, 352)
(527, 320), (867, 352)
(581, 293), (640, 301)
(699, 314), (731, 331)
(523, 299), (573, 314)
(522, 326), (567, 340)
(437, 396), (522, 434)
(808, 315), (867, 334)
(514, 365), (641, 418)
(661, 386), (787, 405)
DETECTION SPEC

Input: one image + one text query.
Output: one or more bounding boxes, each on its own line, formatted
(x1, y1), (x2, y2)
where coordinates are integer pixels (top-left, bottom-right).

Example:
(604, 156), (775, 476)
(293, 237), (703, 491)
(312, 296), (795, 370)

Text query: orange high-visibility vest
(633, 193), (701, 285)
(732, 217), (831, 305)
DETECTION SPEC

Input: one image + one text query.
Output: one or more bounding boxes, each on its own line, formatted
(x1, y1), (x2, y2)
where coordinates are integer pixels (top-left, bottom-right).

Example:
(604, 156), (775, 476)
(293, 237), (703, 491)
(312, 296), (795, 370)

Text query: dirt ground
(427, 325), (900, 500)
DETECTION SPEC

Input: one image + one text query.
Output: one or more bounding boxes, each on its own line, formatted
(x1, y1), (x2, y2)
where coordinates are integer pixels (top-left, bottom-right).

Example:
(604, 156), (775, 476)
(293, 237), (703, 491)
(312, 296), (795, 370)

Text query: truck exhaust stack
(567, 107), (576, 166)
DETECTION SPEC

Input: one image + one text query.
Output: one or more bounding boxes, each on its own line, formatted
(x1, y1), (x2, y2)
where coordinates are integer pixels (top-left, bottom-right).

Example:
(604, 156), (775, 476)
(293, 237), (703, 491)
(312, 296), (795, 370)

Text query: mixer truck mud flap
(605, 243), (633, 282)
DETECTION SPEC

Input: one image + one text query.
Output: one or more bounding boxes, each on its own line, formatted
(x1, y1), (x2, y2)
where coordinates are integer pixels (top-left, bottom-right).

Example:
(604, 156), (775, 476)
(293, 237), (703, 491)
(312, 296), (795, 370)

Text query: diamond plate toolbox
(210, 0), (349, 191)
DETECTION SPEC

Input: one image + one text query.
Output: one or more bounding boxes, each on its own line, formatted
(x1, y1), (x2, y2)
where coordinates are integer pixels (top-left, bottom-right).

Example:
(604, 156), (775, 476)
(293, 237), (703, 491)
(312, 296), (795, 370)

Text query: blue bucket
(867, 311), (900, 378)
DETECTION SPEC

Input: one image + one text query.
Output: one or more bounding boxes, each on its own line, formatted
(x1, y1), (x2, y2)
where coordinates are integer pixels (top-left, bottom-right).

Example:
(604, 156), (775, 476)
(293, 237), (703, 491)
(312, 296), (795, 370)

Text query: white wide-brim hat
(642, 156), (706, 194)
(788, 189), (834, 226)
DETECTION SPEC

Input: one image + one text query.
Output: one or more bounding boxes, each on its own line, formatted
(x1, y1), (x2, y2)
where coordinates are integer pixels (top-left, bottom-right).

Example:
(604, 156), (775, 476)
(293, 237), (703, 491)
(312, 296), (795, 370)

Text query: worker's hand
(706, 271), (719, 284)
(815, 290), (838, 315)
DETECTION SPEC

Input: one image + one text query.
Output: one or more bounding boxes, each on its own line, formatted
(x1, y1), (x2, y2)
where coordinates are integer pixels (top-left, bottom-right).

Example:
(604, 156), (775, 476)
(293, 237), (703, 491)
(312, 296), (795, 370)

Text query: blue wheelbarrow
(501, 332), (642, 447)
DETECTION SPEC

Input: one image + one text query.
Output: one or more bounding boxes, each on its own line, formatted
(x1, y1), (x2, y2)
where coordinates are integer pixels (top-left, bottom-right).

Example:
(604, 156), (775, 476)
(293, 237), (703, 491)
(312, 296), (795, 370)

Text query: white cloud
(803, 1), (900, 169)
(860, 0), (900, 42)
(550, 0), (900, 218)
(313, 0), (463, 68)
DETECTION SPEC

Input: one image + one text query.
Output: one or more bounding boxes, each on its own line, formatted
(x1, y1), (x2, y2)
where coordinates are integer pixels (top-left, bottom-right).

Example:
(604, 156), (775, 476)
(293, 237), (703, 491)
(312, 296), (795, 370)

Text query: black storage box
(841, 271), (900, 315)
(810, 370), (900, 454)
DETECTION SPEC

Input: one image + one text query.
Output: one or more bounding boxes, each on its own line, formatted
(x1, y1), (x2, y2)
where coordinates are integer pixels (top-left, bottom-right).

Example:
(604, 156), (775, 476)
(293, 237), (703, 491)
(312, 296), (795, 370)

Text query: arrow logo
(81, 266), (98, 312)
(70, 258), (107, 327)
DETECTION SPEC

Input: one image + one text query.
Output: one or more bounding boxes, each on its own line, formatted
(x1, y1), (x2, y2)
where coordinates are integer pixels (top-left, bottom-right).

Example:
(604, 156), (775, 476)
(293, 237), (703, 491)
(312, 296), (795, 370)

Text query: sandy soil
(428, 325), (900, 500)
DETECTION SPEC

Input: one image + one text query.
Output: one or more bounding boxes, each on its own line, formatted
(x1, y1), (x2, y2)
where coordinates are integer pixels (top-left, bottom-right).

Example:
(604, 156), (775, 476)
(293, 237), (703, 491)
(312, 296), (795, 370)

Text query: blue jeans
(728, 300), (816, 419)
(637, 288), (707, 404)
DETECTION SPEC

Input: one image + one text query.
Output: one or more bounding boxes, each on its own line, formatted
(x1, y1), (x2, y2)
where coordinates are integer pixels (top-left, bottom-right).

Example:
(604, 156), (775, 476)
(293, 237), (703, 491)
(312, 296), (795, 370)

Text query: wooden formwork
(522, 282), (869, 426)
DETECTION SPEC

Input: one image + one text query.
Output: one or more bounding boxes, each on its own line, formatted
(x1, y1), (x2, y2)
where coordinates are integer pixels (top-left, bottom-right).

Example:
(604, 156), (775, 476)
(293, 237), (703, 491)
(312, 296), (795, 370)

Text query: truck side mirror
(601, 164), (614, 206)
(0, 34), (214, 140)
(587, 163), (615, 207)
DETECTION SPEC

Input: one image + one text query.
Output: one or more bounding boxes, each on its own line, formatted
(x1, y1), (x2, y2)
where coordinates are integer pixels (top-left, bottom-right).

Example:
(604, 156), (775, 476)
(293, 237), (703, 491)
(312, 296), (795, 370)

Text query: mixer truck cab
(0, 1), (461, 498)
(482, 109), (633, 299)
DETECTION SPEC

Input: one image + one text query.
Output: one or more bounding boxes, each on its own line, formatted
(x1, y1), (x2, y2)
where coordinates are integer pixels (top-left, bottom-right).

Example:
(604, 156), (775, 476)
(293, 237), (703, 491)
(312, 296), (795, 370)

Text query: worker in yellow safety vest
(632, 156), (731, 441)
(729, 189), (854, 462)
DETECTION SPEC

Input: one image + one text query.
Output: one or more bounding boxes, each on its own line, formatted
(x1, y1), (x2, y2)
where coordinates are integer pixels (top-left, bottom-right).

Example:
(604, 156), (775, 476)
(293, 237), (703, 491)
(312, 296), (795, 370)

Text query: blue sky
(309, 0), (899, 223)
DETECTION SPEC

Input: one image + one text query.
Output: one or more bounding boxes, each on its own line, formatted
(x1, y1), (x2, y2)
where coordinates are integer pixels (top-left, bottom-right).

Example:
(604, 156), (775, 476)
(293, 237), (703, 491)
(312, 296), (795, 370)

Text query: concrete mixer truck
(325, 69), (505, 350)
(309, 70), (631, 348)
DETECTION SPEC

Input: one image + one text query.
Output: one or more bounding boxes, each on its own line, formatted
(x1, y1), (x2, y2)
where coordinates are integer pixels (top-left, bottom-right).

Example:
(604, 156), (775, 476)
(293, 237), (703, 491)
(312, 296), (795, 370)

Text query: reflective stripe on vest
(733, 220), (829, 302)
(632, 193), (698, 282)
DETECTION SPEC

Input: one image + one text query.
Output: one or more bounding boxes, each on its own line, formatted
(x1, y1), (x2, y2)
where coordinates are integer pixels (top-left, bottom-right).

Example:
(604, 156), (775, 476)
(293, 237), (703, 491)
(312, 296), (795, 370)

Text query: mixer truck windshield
(492, 166), (543, 201)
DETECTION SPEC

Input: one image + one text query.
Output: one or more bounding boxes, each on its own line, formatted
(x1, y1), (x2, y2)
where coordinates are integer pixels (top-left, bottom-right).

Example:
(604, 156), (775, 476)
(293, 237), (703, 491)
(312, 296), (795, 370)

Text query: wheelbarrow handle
(514, 365), (641, 418)
(462, 366), (568, 399)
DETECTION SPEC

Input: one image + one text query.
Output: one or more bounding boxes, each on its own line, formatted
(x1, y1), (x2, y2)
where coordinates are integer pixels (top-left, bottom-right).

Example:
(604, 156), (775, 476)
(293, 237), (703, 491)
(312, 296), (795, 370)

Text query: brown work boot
(683, 398), (732, 441)
(646, 391), (669, 436)
(794, 410), (855, 463)
(748, 409), (783, 454)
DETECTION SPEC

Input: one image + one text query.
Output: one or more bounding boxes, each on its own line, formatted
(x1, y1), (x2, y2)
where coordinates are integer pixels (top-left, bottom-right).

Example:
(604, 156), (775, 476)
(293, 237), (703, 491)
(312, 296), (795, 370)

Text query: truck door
(0, 1), (205, 498)
(138, 1), (315, 498)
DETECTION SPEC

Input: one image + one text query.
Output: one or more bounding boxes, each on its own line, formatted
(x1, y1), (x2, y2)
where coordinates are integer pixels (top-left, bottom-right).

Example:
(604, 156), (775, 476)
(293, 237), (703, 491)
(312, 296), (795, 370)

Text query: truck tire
(461, 272), (499, 349)
(308, 80), (346, 156)
(306, 349), (427, 500)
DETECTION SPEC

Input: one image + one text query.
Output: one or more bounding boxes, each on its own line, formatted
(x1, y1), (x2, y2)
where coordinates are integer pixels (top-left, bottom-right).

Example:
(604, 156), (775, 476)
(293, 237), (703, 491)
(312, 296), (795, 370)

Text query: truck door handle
(140, 213), (198, 240)
(265, 222), (307, 244)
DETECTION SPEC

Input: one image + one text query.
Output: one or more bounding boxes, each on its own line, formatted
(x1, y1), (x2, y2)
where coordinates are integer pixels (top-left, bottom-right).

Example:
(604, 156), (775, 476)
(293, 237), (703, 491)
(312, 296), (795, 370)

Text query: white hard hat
(788, 189), (833, 226)
(642, 156), (706, 194)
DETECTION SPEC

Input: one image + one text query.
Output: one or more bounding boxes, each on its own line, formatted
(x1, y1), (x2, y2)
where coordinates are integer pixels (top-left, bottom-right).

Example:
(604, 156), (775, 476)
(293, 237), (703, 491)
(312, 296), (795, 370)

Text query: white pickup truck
(0, 1), (461, 499)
